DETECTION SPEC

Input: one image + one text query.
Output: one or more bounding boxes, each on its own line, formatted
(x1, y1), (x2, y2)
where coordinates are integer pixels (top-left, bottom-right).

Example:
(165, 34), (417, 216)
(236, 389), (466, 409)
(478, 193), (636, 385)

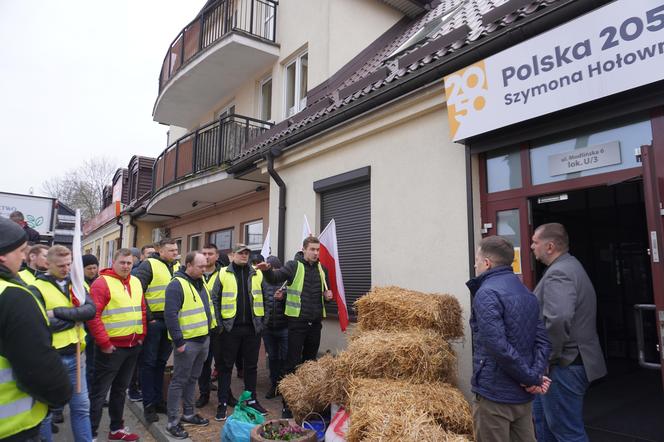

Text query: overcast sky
(0, 0), (207, 196)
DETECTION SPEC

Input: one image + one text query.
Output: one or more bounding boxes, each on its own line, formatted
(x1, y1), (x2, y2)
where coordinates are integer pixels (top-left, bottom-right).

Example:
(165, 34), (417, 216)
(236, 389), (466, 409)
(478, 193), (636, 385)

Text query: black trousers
(284, 320), (322, 376)
(197, 337), (214, 396)
(89, 345), (141, 434)
(214, 324), (260, 404)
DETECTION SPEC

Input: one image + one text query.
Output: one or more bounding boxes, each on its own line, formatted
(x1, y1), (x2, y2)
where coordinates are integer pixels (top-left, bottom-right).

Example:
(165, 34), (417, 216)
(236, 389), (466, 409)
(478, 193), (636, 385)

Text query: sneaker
(181, 413), (209, 427)
(52, 409), (64, 424)
(227, 393), (238, 407)
(195, 394), (209, 408)
(127, 389), (142, 402)
(166, 423), (188, 440)
(109, 426), (140, 441)
(247, 399), (268, 415)
(143, 404), (159, 423)
(215, 404), (227, 421)
(51, 422), (59, 434)
(281, 406), (293, 419)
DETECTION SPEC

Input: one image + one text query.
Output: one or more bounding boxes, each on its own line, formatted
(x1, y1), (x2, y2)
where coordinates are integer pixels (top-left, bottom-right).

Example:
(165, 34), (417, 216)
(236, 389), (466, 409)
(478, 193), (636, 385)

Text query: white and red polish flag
(319, 219), (349, 332)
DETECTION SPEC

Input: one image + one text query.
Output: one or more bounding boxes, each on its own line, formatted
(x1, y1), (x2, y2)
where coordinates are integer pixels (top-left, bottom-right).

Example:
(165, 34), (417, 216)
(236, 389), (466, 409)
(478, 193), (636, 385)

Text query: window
(529, 119), (652, 185)
(105, 239), (116, 268)
(216, 104), (236, 120)
(486, 146), (522, 193)
(174, 239), (183, 255)
(209, 228), (233, 254)
(260, 77), (272, 121)
(284, 52), (308, 117)
(244, 220), (263, 247)
(189, 234), (201, 252)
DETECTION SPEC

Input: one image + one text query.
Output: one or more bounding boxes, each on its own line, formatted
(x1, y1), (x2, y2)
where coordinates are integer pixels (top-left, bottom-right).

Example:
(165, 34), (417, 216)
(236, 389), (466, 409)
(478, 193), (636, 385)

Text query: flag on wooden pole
(319, 219), (349, 332)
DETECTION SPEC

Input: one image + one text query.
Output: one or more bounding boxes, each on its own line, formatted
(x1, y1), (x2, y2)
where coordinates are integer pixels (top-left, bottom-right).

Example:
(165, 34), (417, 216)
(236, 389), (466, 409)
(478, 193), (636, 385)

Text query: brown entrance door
(482, 198), (533, 288)
(639, 143), (664, 388)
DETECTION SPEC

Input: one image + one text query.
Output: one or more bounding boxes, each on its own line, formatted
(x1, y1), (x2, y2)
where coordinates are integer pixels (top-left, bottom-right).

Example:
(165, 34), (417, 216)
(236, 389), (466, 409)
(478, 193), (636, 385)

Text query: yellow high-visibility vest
(0, 279), (49, 439)
(285, 262), (327, 318)
(218, 268), (264, 319)
(31, 279), (87, 350)
(100, 275), (144, 338)
(145, 258), (175, 313)
(18, 269), (36, 286)
(171, 277), (209, 340)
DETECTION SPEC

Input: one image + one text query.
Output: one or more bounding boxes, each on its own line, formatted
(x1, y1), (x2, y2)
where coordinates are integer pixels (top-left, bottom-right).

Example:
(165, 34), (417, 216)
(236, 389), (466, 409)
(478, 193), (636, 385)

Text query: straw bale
(278, 355), (347, 421)
(347, 378), (473, 441)
(354, 286), (463, 339)
(337, 330), (457, 385)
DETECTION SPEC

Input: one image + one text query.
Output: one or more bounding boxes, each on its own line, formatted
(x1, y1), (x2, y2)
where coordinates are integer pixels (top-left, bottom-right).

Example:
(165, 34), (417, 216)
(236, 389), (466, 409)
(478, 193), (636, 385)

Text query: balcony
(148, 114), (272, 215)
(153, 0), (280, 127)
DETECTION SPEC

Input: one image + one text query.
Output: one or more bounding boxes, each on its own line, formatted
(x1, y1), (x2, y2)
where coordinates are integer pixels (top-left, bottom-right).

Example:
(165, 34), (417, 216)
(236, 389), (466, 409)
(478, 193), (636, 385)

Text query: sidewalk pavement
(128, 343), (284, 442)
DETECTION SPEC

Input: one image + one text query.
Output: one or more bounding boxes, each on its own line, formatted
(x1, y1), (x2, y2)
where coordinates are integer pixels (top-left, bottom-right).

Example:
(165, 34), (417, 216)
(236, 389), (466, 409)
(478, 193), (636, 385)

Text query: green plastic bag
(230, 391), (265, 424)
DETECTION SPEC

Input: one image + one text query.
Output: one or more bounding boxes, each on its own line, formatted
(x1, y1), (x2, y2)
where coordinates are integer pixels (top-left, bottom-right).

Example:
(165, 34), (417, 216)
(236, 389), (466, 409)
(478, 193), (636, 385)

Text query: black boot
(144, 403), (159, 423)
(195, 393), (209, 408)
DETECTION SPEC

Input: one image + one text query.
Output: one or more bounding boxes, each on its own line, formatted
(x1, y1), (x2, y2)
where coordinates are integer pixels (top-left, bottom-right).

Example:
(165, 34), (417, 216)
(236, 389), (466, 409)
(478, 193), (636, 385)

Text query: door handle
(633, 304), (661, 370)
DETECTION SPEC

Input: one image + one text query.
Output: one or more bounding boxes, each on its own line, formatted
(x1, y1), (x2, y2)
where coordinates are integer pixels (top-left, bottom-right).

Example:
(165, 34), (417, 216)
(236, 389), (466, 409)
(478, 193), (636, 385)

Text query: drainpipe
(266, 152), (286, 263)
(116, 217), (124, 249)
(129, 207), (146, 247)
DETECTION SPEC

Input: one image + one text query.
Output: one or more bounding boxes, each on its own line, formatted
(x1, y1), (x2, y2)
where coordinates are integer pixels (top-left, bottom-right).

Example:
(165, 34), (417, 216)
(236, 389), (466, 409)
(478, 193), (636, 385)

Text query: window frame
(208, 228), (234, 254)
(283, 51), (308, 118)
(188, 234), (201, 253)
(243, 220), (263, 249)
(259, 76), (273, 121)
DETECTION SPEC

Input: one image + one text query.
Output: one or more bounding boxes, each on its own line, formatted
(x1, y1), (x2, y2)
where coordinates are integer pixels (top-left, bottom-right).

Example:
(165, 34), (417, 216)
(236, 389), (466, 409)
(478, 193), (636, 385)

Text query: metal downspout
(266, 153), (286, 263)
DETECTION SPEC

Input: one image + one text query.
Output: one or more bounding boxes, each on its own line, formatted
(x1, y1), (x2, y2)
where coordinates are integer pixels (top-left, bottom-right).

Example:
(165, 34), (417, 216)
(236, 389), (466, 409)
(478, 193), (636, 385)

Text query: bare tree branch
(42, 156), (119, 221)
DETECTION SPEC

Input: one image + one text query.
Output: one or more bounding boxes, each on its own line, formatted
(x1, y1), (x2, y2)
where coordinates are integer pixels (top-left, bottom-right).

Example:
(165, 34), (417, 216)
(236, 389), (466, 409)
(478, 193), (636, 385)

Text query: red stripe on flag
(319, 244), (349, 331)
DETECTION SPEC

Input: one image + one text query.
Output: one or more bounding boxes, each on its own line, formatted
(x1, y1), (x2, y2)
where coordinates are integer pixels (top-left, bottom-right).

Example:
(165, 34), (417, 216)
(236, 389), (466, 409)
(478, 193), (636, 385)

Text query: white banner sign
(0, 192), (54, 235)
(444, 0), (664, 141)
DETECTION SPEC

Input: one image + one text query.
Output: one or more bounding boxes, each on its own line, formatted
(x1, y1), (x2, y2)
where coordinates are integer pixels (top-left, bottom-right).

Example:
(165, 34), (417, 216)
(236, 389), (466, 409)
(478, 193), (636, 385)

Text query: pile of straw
(278, 355), (347, 421)
(337, 330), (457, 385)
(347, 378), (473, 442)
(354, 286), (464, 339)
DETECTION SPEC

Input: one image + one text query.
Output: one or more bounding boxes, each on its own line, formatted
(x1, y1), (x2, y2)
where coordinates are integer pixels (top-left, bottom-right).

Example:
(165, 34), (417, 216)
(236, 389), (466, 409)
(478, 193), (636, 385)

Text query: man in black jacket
(132, 239), (179, 422)
(210, 244), (267, 421)
(0, 217), (71, 442)
(261, 255), (288, 399)
(256, 236), (333, 417)
(164, 252), (212, 439)
(9, 211), (40, 245)
(30, 245), (97, 441)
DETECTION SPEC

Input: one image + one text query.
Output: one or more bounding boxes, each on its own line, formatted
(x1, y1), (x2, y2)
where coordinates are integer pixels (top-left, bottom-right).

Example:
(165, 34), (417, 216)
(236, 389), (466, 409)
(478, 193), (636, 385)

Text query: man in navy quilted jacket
(467, 236), (552, 442)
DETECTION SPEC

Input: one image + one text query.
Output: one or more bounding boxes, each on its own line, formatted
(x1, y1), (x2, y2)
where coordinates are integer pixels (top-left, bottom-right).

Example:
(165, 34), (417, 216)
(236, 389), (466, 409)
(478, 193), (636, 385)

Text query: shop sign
(548, 141), (622, 176)
(444, 0), (664, 141)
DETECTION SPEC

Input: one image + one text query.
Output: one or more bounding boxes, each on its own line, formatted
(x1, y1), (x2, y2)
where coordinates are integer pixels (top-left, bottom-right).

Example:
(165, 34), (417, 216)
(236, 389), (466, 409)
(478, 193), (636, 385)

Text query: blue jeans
(262, 327), (288, 387)
(140, 319), (172, 407)
(40, 354), (92, 442)
(533, 364), (589, 442)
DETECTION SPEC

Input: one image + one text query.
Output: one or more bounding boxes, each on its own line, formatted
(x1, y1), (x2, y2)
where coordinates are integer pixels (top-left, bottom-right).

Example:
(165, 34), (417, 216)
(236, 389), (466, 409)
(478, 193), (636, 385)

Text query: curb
(126, 400), (194, 442)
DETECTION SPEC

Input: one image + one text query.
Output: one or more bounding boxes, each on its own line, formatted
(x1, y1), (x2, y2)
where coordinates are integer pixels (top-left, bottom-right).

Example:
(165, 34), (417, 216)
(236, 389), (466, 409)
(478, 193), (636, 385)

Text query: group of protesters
(0, 210), (333, 442)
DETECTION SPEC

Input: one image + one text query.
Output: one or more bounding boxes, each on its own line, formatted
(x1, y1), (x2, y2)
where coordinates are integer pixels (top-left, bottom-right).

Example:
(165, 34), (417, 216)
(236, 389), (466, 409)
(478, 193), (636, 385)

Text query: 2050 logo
(444, 61), (488, 139)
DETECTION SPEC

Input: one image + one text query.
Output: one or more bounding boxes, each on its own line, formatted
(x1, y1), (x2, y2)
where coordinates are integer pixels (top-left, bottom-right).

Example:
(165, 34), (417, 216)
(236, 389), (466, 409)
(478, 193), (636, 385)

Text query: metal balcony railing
(159, 0), (278, 92)
(152, 114), (273, 193)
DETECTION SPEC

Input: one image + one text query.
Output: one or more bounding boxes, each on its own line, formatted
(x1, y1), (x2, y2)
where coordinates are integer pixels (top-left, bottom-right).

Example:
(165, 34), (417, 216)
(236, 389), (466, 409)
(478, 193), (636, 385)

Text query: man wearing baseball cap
(210, 244), (267, 421)
(0, 217), (71, 441)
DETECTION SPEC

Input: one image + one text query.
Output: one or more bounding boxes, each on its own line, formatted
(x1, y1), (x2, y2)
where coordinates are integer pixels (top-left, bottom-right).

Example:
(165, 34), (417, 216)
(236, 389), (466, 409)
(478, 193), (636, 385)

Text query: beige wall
(188, 0), (402, 130)
(161, 191), (269, 254)
(82, 221), (121, 268)
(263, 85), (474, 396)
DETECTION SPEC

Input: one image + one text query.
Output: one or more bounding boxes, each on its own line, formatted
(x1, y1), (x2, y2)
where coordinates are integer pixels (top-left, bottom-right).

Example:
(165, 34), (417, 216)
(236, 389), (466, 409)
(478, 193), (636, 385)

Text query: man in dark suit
(531, 223), (607, 442)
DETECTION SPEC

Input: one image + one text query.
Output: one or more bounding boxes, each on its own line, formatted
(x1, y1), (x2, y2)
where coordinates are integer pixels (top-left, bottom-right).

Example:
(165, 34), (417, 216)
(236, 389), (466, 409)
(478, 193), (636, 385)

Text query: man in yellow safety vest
(256, 236), (333, 418)
(87, 248), (146, 441)
(0, 217), (71, 442)
(164, 251), (214, 439)
(211, 244), (268, 421)
(18, 244), (48, 285)
(133, 237), (180, 422)
(30, 245), (96, 441)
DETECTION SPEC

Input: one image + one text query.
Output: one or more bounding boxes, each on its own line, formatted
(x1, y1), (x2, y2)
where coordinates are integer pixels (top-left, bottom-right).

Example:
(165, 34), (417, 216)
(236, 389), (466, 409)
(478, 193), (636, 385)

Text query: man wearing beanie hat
(82, 254), (100, 288)
(0, 217), (72, 441)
